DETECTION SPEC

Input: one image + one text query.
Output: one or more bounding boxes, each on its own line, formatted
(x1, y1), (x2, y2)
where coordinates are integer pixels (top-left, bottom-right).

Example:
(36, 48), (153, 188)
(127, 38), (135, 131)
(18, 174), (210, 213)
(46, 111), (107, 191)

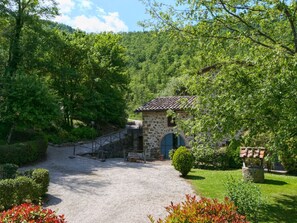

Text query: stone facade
(142, 111), (191, 158)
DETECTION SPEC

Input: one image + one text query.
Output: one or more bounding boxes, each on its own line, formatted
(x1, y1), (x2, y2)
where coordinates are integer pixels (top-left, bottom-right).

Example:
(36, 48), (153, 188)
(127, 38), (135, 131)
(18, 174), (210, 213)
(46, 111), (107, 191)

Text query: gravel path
(23, 145), (195, 223)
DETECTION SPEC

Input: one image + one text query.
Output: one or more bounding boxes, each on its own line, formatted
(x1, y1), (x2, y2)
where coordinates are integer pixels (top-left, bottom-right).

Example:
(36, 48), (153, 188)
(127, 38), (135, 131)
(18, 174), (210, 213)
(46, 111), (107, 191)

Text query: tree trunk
(6, 6), (23, 76)
(7, 124), (15, 144)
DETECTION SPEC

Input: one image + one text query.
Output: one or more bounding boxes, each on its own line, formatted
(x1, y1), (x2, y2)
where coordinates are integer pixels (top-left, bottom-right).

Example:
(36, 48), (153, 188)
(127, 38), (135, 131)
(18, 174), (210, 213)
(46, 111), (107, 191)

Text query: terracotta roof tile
(240, 147), (266, 159)
(135, 96), (196, 112)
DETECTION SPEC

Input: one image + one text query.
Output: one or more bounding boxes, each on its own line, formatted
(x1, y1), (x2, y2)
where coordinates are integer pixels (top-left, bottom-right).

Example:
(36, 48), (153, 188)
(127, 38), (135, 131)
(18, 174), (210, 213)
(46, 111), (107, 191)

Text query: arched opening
(160, 133), (185, 159)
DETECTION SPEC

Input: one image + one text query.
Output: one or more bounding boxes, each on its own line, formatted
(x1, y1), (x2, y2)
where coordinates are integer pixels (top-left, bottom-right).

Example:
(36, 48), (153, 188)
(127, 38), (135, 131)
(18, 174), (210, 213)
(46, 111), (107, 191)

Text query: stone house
(135, 96), (196, 159)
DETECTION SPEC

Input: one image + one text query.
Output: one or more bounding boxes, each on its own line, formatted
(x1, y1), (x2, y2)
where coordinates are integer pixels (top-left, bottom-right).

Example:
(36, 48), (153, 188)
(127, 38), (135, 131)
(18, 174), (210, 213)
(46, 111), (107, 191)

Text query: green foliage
(0, 0), (58, 75)
(31, 169), (49, 195)
(13, 177), (41, 205)
(0, 137), (48, 165)
(0, 177), (41, 210)
(47, 31), (128, 128)
(226, 140), (242, 169)
(0, 179), (15, 210)
(279, 137), (297, 174)
(0, 7), (128, 139)
(193, 146), (240, 170)
(0, 164), (18, 179)
(46, 125), (99, 144)
(19, 168), (49, 194)
(168, 149), (176, 160)
(0, 74), (60, 143)
(0, 203), (66, 223)
(225, 177), (264, 222)
(172, 146), (194, 177)
(143, 0), (297, 175)
(121, 32), (195, 113)
(70, 126), (97, 141)
(188, 169), (297, 222)
(0, 167), (50, 210)
(46, 127), (74, 144)
(193, 146), (216, 168)
(148, 195), (248, 223)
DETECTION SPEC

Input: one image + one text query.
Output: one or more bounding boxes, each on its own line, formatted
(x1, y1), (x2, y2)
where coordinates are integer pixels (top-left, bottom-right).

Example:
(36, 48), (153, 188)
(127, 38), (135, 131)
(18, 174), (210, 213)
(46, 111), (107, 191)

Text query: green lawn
(186, 169), (297, 223)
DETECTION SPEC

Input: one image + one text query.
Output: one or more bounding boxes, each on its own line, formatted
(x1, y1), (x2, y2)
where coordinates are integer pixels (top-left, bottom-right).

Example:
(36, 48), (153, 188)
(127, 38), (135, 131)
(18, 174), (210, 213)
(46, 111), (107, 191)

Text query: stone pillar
(242, 167), (264, 183)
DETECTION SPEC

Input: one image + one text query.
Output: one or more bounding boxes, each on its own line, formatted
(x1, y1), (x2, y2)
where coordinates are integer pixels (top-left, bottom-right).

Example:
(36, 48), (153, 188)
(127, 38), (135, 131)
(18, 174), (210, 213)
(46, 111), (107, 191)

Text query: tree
(143, 0), (297, 172)
(43, 30), (128, 128)
(0, 0), (58, 76)
(121, 31), (196, 113)
(80, 33), (128, 126)
(0, 74), (60, 143)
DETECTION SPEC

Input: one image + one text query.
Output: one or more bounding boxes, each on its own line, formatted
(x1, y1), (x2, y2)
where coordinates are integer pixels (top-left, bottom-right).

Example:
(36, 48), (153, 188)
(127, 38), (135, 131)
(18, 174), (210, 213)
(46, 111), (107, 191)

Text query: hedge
(0, 168), (49, 210)
(0, 137), (48, 166)
(31, 169), (50, 195)
(0, 177), (41, 210)
(0, 164), (18, 179)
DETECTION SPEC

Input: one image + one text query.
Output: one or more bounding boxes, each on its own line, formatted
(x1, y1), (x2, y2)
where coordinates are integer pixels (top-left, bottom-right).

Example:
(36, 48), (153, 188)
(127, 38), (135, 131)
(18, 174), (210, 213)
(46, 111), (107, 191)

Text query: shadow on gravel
(44, 194), (62, 207)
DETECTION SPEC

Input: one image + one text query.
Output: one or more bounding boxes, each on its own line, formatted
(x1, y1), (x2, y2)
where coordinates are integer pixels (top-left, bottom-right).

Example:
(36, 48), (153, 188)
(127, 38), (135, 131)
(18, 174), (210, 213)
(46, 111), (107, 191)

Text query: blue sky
(53, 0), (175, 33)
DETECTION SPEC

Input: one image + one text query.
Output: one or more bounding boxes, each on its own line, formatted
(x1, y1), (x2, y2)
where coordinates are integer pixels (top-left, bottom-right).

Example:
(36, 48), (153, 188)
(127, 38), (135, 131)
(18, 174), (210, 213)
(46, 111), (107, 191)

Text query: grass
(186, 169), (297, 223)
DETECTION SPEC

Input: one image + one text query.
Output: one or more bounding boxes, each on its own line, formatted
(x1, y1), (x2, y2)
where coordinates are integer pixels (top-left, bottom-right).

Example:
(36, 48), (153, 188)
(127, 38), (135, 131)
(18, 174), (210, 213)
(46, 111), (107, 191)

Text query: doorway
(160, 133), (185, 159)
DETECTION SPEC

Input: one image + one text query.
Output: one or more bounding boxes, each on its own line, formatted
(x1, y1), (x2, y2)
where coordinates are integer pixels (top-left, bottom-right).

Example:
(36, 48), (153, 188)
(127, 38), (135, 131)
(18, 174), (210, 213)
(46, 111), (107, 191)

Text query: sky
(53, 0), (175, 33)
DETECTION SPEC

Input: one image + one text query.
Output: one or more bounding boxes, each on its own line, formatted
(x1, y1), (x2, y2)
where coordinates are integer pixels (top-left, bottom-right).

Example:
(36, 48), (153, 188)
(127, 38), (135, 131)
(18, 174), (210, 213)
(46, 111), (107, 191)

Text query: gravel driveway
(24, 145), (195, 223)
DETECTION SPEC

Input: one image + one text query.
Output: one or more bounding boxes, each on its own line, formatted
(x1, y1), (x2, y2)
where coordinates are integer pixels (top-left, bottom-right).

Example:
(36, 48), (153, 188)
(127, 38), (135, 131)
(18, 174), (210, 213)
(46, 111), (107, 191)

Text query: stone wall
(142, 111), (191, 158)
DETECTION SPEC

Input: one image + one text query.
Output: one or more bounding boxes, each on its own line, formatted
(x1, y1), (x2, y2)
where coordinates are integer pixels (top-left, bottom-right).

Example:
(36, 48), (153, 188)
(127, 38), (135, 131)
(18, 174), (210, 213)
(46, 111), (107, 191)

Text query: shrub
(225, 177), (264, 222)
(0, 177), (41, 210)
(193, 146), (215, 168)
(168, 149), (176, 160)
(0, 203), (66, 222)
(0, 137), (48, 165)
(172, 146), (194, 177)
(0, 164), (18, 179)
(193, 143), (242, 170)
(32, 168), (50, 195)
(47, 126), (98, 144)
(148, 195), (248, 223)
(0, 179), (15, 210)
(70, 126), (97, 141)
(226, 139), (242, 169)
(279, 137), (297, 174)
(14, 177), (41, 205)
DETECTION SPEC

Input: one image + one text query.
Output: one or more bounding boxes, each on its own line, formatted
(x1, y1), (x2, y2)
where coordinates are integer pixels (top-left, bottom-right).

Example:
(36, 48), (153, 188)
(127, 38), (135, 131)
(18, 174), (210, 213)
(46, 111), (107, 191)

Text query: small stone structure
(240, 147), (266, 183)
(135, 96), (196, 159)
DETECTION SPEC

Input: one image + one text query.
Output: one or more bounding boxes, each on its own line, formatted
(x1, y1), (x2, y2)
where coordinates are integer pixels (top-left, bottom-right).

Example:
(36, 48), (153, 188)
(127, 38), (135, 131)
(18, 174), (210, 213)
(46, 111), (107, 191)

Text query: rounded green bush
(172, 146), (194, 177)
(32, 168), (49, 195)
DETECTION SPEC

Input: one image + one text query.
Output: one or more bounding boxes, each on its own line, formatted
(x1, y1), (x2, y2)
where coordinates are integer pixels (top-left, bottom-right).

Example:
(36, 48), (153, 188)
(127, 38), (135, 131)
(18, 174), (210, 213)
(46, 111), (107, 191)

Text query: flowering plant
(149, 195), (248, 223)
(0, 203), (66, 223)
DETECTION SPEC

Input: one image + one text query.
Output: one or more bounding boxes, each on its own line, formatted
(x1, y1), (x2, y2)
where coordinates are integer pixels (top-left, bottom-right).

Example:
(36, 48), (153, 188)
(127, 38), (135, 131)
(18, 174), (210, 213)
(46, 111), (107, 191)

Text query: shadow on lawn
(262, 179), (287, 186)
(260, 194), (297, 222)
(185, 175), (205, 180)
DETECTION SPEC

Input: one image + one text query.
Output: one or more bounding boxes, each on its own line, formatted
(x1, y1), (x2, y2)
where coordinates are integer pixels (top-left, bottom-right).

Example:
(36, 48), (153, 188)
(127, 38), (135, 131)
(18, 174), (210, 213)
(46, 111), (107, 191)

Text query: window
(167, 116), (176, 127)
